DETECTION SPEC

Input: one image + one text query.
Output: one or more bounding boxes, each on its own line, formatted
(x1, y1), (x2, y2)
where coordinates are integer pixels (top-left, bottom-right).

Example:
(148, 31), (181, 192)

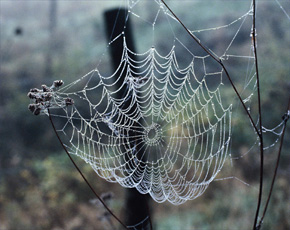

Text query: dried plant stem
(251, 0), (266, 229)
(48, 109), (129, 230)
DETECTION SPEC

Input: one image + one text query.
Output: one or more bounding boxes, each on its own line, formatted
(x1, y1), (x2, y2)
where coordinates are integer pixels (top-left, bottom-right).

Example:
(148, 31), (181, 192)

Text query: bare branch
(251, 0), (266, 228)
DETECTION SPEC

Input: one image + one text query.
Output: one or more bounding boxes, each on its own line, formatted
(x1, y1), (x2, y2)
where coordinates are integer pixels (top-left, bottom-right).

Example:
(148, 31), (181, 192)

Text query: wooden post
(104, 8), (151, 229)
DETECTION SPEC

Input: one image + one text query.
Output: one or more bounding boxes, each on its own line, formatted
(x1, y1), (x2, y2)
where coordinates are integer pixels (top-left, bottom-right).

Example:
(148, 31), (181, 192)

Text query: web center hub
(144, 123), (162, 146)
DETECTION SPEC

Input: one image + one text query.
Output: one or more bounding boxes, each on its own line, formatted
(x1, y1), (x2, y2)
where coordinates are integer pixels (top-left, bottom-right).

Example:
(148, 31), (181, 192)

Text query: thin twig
(48, 109), (129, 230)
(160, 0), (260, 137)
(251, 0), (265, 228)
(256, 98), (290, 229)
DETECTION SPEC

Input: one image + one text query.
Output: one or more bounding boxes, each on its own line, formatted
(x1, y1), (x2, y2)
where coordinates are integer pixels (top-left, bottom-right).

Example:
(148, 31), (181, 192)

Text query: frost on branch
(27, 80), (73, 115)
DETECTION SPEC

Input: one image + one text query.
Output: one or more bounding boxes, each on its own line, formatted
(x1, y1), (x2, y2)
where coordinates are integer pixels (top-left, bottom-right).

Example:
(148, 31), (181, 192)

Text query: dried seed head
(28, 80), (67, 116)
(44, 92), (52, 101)
(42, 84), (51, 92)
(35, 97), (44, 104)
(53, 80), (63, 88)
(28, 104), (36, 113)
(30, 88), (40, 93)
(65, 97), (74, 106)
(33, 107), (41, 116)
(27, 92), (36, 99)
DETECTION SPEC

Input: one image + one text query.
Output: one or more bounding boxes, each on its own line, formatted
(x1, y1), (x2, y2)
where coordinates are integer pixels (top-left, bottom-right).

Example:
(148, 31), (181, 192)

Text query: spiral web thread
(40, 0), (288, 205)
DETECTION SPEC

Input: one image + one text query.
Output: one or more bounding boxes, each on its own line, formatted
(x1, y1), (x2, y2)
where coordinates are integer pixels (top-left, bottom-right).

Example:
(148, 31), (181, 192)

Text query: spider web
(34, 0), (287, 205)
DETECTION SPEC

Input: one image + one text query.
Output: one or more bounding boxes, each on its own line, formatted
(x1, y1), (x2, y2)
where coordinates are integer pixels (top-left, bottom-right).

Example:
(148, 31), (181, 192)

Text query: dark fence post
(104, 8), (151, 229)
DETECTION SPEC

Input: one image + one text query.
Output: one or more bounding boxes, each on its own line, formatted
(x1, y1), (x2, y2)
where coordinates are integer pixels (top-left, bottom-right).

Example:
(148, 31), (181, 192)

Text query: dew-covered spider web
(28, 0), (289, 206)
